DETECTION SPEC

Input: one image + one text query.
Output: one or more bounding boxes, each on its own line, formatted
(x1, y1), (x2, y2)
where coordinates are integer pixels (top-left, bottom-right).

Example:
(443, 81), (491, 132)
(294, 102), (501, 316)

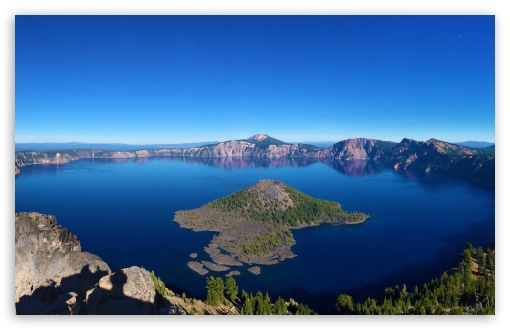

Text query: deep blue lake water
(15, 157), (495, 313)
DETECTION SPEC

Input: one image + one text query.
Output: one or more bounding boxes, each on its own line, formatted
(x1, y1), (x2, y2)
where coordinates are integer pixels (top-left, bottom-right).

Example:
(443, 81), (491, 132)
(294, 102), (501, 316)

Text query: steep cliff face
(15, 150), (94, 167)
(320, 138), (393, 160)
(14, 134), (324, 166)
(14, 134), (494, 187)
(186, 134), (322, 158)
(15, 212), (111, 309)
(193, 140), (256, 157)
(15, 212), (184, 315)
(381, 138), (495, 186)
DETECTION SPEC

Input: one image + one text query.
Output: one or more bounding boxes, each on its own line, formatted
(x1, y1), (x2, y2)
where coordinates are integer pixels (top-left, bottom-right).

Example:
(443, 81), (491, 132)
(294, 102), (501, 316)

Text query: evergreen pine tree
(225, 277), (238, 302)
(335, 294), (355, 315)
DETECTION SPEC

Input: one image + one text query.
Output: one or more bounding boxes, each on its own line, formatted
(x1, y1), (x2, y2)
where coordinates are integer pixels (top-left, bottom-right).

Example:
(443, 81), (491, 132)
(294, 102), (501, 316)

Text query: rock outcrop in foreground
(15, 212), (184, 315)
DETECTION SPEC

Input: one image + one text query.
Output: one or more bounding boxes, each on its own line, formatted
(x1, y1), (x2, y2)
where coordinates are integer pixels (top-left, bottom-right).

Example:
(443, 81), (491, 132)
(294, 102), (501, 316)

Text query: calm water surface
(15, 157), (495, 313)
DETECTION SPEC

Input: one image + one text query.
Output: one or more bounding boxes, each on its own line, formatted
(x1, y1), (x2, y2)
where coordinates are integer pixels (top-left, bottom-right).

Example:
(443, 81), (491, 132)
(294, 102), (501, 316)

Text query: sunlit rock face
(15, 212), (111, 314)
(15, 212), (184, 315)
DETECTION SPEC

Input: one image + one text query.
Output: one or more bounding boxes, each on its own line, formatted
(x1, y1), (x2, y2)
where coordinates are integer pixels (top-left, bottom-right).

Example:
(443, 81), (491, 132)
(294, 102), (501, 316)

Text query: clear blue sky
(15, 15), (495, 144)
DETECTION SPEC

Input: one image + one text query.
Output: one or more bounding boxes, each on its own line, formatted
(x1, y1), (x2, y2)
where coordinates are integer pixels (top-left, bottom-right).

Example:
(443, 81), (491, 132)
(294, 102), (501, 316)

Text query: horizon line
(14, 136), (496, 146)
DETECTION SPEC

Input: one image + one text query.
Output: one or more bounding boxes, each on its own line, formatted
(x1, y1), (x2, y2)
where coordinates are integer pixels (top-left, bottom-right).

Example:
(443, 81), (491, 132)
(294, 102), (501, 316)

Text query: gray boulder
(15, 212), (184, 315)
(15, 212), (110, 314)
(86, 266), (156, 315)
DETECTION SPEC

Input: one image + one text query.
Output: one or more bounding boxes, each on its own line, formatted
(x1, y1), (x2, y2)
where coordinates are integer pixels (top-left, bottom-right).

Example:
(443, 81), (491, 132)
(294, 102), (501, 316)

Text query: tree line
(150, 242), (494, 315)
(204, 275), (314, 315)
(334, 243), (495, 315)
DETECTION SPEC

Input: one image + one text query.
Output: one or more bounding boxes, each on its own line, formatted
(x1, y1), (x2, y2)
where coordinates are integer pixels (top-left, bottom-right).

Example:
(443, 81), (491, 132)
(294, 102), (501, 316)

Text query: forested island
(174, 180), (369, 271)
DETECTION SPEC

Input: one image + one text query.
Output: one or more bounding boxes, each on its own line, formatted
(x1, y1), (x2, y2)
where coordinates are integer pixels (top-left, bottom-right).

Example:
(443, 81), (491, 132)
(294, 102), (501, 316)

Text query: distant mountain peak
(248, 134), (269, 142)
(400, 138), (417, 144)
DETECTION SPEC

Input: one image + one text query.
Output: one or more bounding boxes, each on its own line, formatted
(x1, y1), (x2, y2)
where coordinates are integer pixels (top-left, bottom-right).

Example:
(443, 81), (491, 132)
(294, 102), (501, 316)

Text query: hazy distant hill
(15, 142), (218, 152)
(454, 141), (495, 148)
(484, 144), (495, 153)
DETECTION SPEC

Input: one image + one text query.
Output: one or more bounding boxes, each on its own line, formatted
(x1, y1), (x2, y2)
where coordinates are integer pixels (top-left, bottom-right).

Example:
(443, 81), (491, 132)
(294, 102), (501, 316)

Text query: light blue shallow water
(15, 157), (495, 313)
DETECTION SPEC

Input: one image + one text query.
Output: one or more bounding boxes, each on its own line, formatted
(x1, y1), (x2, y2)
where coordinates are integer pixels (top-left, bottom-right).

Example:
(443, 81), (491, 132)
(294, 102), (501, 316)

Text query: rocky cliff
(380, 138), (495, 186)
(14, 134), (495, 187)
(320, 138), (396, 160)
(13, 134), (323, 169)
(15, 212), (184, 315)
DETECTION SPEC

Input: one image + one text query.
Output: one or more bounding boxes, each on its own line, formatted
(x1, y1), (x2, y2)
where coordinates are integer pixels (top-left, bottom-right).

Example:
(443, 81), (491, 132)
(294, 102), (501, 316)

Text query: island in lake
(174, 180), (369, 274)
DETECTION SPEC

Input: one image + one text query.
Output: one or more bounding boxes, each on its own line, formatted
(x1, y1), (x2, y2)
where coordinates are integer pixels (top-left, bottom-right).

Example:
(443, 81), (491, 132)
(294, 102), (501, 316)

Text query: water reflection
(16, 157), (494, 190)
(153, 156), (320, 170)
(319, 158), (384, 176)
(151, 156), (383, 176)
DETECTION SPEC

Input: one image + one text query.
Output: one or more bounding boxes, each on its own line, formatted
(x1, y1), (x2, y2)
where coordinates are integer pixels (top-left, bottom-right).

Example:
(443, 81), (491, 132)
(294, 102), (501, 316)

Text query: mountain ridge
(14, 134), (495, 187)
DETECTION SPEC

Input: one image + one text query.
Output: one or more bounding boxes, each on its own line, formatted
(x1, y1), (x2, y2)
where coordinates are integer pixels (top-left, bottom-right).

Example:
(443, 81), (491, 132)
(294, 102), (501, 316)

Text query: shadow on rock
(16, 264), (108, 315)
(16, 264), (184, 315)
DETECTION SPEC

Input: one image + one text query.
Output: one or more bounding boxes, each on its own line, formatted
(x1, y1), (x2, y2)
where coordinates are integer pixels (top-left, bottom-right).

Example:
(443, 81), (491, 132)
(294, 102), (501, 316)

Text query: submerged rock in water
(187, 261), (209, 275)
(202, 261), (230, 272)
(247, 266), (261, 275)
(204, 243), (243, 266)
(225, 271), (241, 277)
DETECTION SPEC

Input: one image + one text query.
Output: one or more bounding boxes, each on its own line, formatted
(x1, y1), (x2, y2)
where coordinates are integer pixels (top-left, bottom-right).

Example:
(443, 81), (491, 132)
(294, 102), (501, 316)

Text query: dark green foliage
(241, 136), (288, 147)
(225, 277), (239, 302)
(240, 298), (254, 315)
(150, 269), (171, 308)
(273, 297), (288, 315)
(242, 230), (294, 255)
(293, 303), (314, 315)
(150, 270), (167, 296)
(335, 294), (355, 314)
(299, 143), (324, 152)
(206, 181), (368, 257)
(206, 290), (220, 307)
(473, 145), (495, 155)
(241, 289), (249, 302)
(232, 279), (315, 315)
(253, 291), (272, 315)
(208, 183), (367, 227)
(205, 276), (225, 306)
(374, 140), (398, 149)
(335, 244), (495, 315)
(282, 186), (367, 225)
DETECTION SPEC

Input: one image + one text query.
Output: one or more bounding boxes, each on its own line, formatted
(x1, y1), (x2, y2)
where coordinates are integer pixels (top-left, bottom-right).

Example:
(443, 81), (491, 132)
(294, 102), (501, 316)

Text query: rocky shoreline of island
(175, 180), (369, 274)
